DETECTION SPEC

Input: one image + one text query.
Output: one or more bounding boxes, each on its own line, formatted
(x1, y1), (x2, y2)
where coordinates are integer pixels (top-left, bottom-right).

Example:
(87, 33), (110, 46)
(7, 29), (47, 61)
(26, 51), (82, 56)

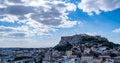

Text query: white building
(81, 55), (94, 63)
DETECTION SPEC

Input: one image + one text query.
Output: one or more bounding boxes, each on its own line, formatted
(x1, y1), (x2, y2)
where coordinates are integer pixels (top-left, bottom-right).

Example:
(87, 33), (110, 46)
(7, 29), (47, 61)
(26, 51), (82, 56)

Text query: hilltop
(54, 34), (120, 51)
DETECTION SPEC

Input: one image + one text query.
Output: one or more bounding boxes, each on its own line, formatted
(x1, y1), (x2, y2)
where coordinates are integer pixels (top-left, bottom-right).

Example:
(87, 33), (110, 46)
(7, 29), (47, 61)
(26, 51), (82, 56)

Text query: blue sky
(0, 0), (120, 47)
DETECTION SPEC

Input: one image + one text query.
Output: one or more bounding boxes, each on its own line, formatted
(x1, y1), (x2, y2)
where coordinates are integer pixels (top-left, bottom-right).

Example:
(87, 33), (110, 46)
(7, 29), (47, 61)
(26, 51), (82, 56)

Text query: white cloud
(59, 21), (81, 28)
(0, 25), (33, 37)
(78, 0), (120, 15)
(85, 32), (98, 36)
(0, 0), (78, 37)
(0, 38), (54, 47)
(112, 28), (120, 33)
(66, 3), (76, 11)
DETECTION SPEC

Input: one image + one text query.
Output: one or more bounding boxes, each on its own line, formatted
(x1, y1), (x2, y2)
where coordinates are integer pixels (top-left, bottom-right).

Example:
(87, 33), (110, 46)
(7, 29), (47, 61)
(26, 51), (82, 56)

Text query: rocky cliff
(59, 34), (108, 45)
(55, 34), (120, 51)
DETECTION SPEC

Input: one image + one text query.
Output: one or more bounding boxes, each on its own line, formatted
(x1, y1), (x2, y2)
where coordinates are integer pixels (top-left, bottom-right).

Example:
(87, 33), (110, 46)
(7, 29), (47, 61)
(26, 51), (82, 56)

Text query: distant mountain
(54, 34), (120, 51)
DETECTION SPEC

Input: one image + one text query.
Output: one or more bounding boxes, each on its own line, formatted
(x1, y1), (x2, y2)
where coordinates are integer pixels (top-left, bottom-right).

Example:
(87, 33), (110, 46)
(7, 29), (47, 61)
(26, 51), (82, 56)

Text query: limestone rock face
(55, 34), (120, 51)
(58, 34), (108, 45)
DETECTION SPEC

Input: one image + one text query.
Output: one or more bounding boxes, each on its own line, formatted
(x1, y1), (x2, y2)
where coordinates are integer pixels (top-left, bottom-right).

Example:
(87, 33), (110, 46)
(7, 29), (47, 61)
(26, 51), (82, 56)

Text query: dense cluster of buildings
(0, 48), (43, 63)
(64, 45), (120, 63)
(0, 46), (120, 63)
(0, 34), (120, 63)
(0, 44), (120, 63)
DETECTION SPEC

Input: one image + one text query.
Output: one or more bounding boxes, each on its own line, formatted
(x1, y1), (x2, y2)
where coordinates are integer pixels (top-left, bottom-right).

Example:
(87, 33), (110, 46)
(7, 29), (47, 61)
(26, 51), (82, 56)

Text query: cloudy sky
(0, 0), (120, 48)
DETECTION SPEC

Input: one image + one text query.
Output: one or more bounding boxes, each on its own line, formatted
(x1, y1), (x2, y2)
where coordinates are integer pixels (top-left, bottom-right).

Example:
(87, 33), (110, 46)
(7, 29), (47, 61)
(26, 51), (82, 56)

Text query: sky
(0, 0), (120, 48)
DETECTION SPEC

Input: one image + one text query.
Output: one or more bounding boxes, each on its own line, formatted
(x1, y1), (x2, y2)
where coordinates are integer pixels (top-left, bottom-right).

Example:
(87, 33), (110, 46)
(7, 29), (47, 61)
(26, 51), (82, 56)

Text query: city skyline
(0, 0), (120, 47)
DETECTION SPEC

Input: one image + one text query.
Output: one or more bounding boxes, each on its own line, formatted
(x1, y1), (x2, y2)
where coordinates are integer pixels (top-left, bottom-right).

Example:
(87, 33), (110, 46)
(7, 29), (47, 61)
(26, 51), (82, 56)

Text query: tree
(110, 53), (117, 57)
(54, 43), (73, 51)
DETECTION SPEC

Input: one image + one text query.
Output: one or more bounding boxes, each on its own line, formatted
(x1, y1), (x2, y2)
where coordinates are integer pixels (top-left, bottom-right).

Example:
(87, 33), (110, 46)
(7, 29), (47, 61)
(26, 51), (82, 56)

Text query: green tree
(54, 42), (73, 51)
